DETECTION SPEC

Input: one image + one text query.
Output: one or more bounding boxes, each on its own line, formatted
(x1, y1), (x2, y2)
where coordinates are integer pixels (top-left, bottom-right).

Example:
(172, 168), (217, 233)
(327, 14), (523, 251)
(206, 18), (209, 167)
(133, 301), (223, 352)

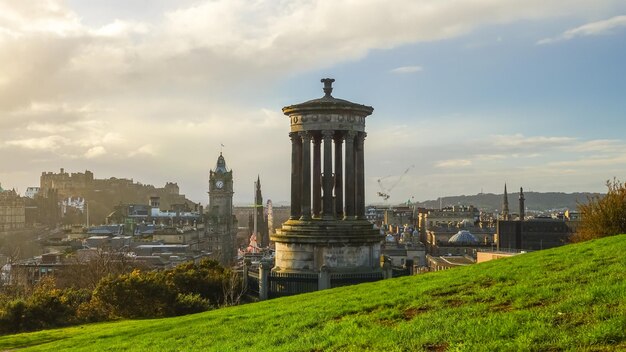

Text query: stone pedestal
(273, 218), (381, 273)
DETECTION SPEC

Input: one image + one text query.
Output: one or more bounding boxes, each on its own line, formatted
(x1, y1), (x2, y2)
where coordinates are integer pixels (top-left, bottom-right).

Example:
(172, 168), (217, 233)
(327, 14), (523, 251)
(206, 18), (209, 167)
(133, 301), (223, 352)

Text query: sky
(1, 0), (625, 206)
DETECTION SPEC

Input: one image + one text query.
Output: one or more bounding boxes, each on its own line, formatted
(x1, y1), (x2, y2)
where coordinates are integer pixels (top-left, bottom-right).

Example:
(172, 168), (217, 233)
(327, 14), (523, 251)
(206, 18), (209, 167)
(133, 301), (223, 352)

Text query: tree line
(0, 258), (243, 335)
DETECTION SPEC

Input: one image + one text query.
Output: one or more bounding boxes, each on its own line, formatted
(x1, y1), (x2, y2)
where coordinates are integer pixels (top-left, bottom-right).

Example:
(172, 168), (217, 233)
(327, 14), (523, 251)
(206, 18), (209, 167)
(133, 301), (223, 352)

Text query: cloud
(5, 135), (69, 150)
(84, 146), (106, 158)
(537, 15), (626, 44)
(435, 159), (472, 168)
(491, 134), (575, 148)
(129, 144), (157, 157)
(548, 154), (626, 167)
(0, 0), (625, 203)
(390, 66), (423, 74)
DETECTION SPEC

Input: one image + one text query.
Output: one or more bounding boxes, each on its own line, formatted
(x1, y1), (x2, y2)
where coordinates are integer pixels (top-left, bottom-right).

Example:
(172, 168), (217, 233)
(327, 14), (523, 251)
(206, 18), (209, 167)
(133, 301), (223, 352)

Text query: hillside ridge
(1, 235), (625, 351)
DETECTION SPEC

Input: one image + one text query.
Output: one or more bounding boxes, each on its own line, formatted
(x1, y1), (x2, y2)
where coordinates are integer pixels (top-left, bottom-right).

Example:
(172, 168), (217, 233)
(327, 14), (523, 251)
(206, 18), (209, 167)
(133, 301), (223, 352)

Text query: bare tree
(221, 270), (245, 307)
(57, 248), (140, 290)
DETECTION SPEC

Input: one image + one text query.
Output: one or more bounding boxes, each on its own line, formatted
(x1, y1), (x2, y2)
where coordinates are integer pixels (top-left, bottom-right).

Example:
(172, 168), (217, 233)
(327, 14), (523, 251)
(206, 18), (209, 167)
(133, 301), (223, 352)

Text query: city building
(206, 153), (237, 265)
(426, 254), (475, 272)
(496, 187), (573, 251)
(418, 204), (493, 258)
(0, 185), (25, 232)
(24, 187), (40, 199)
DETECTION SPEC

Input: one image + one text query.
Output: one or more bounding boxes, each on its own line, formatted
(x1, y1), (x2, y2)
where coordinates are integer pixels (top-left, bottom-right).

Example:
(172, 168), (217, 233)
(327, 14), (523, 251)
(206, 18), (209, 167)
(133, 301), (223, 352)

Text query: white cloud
(435, 159), (472, 168)
(129, 144), (157, 157)
(84, 146), (106, 158)
(390, 66), (423, 74)
(492, 134), (575, 148)
(5, 135), (69, 150)
(0, 0), (625, 203)
(538, 15), (626, 44)
(26, 122), (74, 133)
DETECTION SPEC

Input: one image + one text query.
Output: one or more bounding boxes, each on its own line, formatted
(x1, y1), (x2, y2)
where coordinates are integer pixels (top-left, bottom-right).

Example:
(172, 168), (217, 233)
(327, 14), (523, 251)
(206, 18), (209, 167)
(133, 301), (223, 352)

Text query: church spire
(502, 183), (510, 220)
(519, 187), (525, 221)
(255, 175), (263, 206)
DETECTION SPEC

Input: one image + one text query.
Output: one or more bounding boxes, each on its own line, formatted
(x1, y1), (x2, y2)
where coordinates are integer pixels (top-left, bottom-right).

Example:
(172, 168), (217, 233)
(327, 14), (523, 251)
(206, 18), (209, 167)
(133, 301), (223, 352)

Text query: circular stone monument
(271, 79), (383, 273)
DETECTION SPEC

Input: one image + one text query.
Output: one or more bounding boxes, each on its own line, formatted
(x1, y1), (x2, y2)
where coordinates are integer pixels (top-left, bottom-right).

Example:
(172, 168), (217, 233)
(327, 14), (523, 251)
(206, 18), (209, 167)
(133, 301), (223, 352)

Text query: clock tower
(207, 152), (236, 265)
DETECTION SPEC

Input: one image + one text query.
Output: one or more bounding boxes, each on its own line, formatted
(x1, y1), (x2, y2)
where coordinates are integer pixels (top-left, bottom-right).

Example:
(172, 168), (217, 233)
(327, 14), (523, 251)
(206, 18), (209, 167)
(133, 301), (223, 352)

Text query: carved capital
(289, 131), (301, 142)
(298, 131), (312, 142)
(344, 130), (357, 142)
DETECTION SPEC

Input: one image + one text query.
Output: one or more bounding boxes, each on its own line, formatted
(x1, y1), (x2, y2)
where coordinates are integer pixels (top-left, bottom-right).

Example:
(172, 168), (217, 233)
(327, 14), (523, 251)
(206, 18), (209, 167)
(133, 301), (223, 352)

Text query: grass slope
(2, 235), (626, 351)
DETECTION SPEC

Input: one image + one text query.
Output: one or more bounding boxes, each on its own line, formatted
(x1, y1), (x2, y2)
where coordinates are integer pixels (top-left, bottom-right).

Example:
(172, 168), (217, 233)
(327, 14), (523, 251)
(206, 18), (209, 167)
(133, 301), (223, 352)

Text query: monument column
(344, 131), (356, 219)
(289, 132), (302, 219)
(322, 130), (334, 219)
(334, 133), (344, 219)
(356, 132), (366, 219)
(312, 135), (322, 218)
(300, 131), (312, 220)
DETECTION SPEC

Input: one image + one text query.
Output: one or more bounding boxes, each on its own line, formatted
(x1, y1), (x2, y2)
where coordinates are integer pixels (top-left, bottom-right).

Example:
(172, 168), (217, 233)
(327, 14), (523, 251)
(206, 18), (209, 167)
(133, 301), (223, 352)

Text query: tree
(574, 178), (626, 242)
(57, 248), (139, 290)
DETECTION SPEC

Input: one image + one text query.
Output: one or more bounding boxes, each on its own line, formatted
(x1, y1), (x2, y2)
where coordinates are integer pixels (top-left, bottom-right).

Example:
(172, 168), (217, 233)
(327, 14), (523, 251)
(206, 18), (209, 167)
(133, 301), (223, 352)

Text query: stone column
(356, 132), (366, 219)
(259, 260), (271, 301)
(318, 265), (330, 290)
(312, 135), (322, 218)
(300, 131), (312, 220)
(243, 259), (251, 291)
(322, 130), (334, 219)
(344, 131), (356, 219)
(334, 133), (344, 219)
(289, 132), (302, 220)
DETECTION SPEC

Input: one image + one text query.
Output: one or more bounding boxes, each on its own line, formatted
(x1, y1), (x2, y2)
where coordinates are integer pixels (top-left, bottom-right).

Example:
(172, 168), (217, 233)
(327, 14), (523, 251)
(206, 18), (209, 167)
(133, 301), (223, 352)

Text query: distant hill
(409, 191), (603, 212)
(2, 234), (625, 351)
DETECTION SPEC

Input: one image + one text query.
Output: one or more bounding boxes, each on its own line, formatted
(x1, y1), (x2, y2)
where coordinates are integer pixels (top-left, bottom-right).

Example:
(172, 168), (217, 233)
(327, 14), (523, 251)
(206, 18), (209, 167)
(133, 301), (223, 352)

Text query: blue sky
(1, 1), (625, 205)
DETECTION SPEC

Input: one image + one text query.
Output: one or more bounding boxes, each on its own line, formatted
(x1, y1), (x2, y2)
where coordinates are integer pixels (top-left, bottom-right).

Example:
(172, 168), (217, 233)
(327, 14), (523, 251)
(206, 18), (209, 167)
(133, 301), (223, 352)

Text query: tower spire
(502, 183), (510, 220)
(519, 187), (525, 221)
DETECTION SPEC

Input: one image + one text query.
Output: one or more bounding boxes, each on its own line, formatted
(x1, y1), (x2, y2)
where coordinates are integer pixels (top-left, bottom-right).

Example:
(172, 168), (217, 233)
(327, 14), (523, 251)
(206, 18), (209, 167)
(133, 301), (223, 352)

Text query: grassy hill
(1, 235), (625, 351)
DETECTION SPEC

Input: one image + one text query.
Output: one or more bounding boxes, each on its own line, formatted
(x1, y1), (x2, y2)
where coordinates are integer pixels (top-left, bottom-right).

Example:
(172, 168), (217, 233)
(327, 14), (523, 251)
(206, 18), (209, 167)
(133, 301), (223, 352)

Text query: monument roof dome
(448, 230), (479, 245)
(282, 78), (373, 115)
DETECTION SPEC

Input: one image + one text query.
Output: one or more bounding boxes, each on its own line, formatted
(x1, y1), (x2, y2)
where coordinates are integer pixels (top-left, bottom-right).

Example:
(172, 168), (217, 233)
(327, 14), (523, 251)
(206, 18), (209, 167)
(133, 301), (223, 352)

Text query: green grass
(2, 235), (626, 351)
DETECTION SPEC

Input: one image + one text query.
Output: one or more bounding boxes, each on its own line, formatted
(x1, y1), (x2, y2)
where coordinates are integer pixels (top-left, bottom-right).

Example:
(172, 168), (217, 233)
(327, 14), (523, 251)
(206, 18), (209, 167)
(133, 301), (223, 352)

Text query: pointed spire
(255, 175), (263, 206)
(502, 183), (510, 220)
(519, 187), (525, 221)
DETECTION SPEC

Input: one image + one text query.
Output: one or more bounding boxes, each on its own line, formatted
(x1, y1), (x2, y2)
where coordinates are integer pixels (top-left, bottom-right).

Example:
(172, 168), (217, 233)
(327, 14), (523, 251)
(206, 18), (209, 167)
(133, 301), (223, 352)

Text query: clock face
(215, 180), (224, 189)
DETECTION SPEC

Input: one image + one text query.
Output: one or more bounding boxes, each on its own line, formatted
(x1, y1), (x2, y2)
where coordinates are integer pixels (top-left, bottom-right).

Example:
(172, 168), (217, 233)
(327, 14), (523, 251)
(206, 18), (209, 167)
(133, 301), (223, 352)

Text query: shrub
(92, 270), (177, 319)
(575, 178), (626, 242)
(173, 293), (211, 316)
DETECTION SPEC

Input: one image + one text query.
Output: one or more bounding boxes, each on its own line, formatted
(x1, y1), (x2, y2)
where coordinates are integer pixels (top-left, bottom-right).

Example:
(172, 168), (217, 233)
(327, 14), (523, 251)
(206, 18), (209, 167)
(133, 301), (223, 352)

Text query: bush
(92, 270), (177, 319)
(575, 178), (626, 242)
(0, 277), (91, 333)
(0, 299), (27, 333)
(0, 259), (236, 335)
(173, 293), (211, 316)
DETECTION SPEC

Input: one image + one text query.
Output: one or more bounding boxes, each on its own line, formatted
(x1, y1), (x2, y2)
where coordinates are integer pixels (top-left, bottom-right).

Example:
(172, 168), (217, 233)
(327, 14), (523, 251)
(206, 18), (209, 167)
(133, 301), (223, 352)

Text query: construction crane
(377, 165), (415, 204)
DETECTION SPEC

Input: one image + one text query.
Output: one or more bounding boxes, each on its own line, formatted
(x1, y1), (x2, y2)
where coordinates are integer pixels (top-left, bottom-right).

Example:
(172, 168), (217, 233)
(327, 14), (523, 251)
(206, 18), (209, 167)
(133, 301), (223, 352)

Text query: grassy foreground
(1, 235), (625, 351)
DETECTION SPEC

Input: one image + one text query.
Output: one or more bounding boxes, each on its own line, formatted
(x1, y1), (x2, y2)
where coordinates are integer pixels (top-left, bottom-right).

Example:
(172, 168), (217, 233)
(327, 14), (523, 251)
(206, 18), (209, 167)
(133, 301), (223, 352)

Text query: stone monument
(271, 78), (383, 274)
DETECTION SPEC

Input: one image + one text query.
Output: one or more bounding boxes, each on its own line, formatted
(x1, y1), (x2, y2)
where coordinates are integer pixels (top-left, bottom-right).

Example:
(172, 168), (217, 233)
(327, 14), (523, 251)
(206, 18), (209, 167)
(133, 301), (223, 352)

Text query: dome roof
(448, 230), (478, 244)
(282, 78), (373, 116)
(385, 234), (397, 243)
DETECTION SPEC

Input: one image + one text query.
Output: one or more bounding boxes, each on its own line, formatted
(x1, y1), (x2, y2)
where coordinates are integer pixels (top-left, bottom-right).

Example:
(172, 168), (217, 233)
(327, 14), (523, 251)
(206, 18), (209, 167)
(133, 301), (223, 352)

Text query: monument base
(271, 219), (382, 273)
